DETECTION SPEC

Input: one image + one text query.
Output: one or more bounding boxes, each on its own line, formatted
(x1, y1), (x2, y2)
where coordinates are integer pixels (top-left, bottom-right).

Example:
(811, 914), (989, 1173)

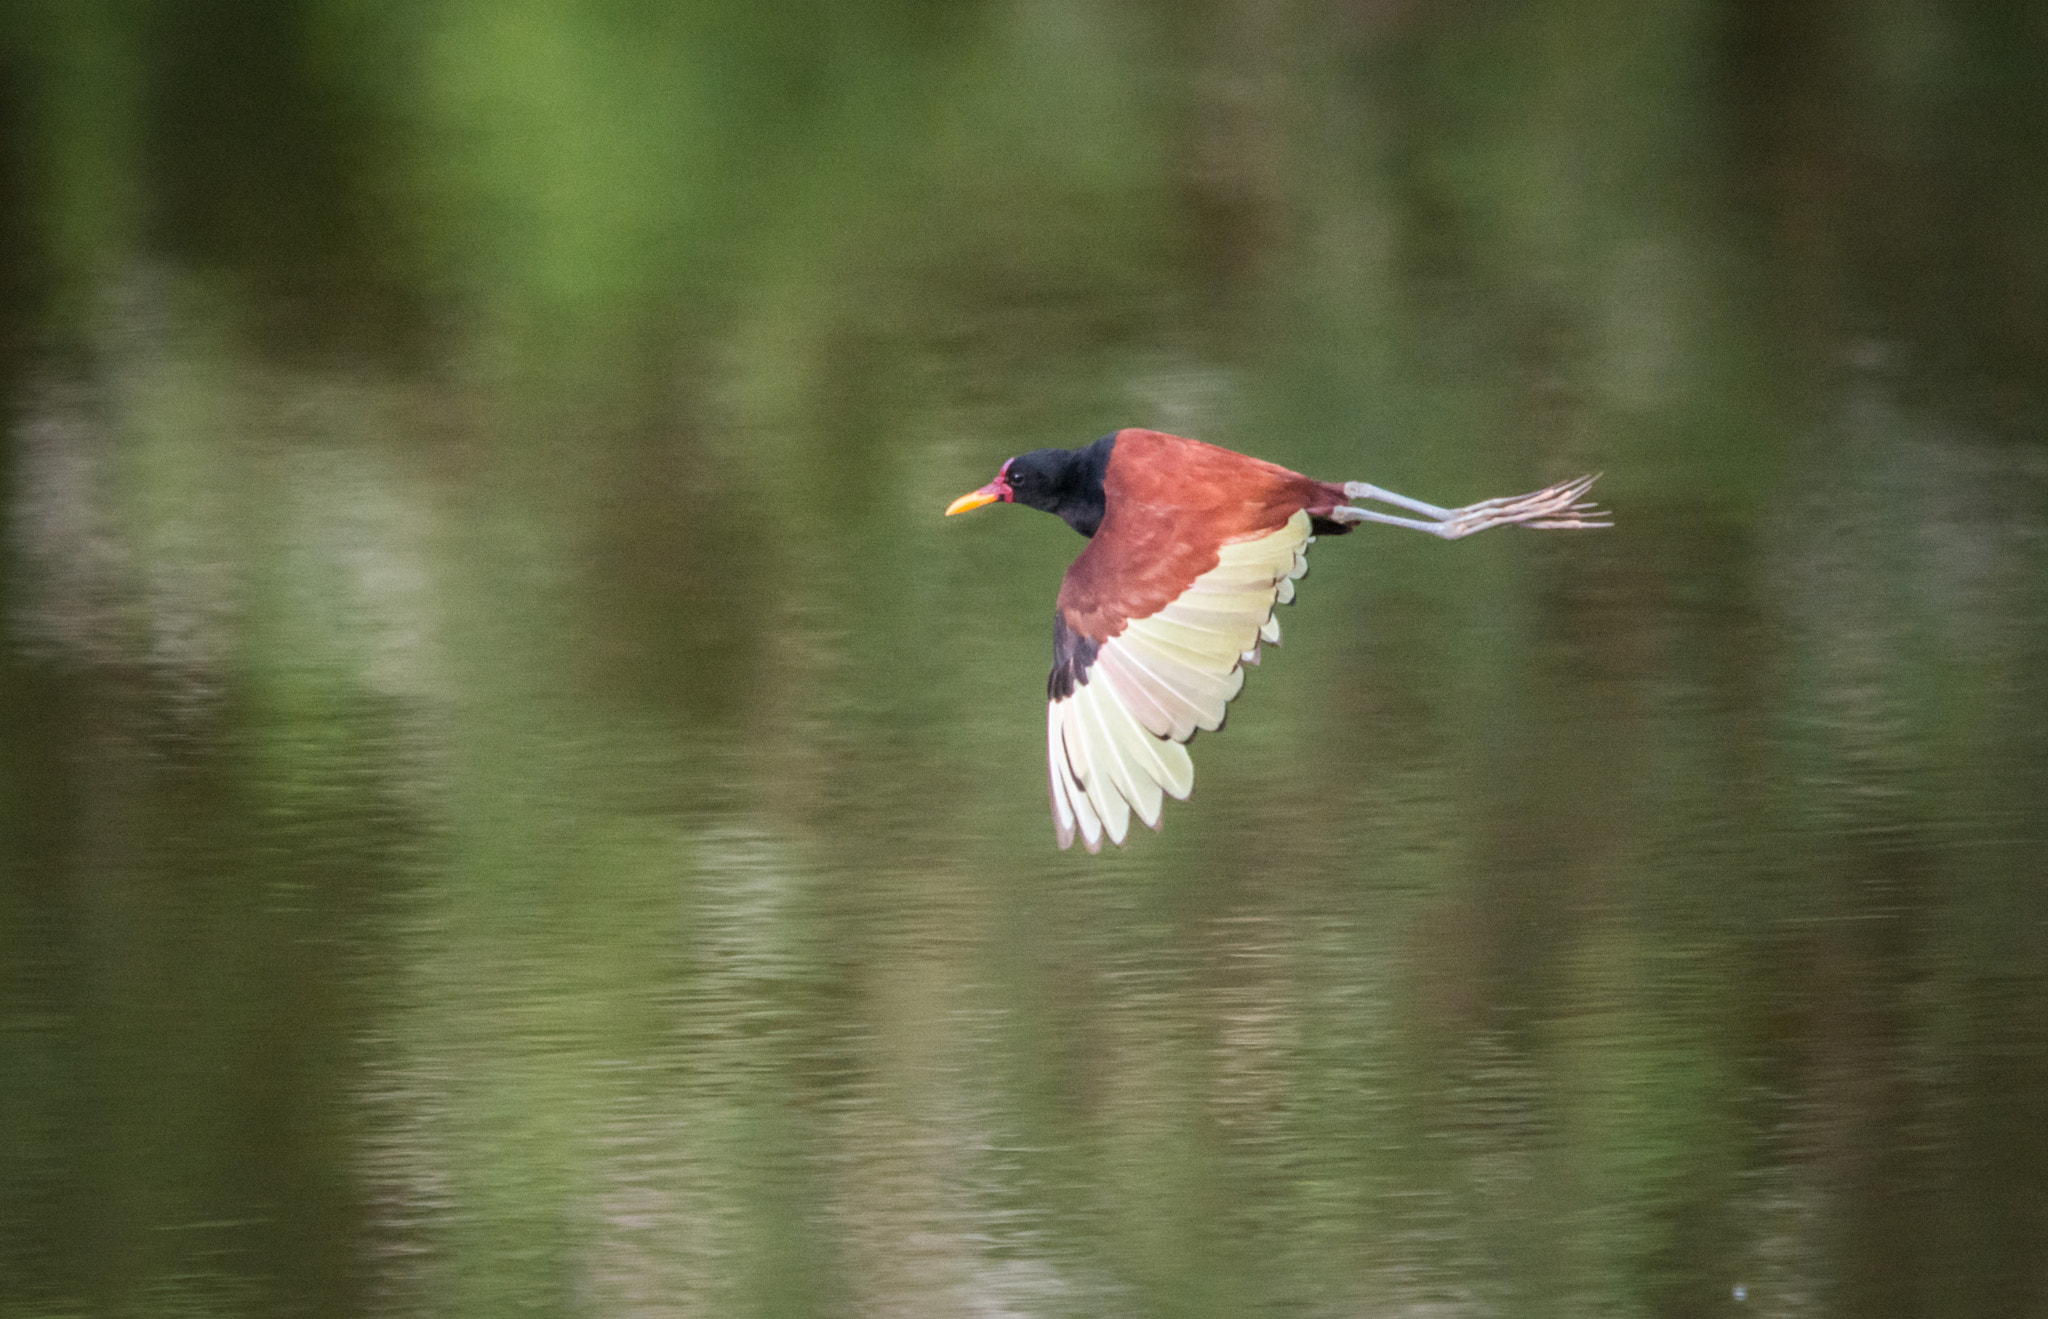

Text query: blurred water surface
(4, 4), (2047, 1317)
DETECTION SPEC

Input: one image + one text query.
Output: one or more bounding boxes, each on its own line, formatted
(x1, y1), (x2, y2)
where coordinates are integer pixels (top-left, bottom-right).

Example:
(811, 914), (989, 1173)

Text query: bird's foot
(1436, 473), (1609, 539)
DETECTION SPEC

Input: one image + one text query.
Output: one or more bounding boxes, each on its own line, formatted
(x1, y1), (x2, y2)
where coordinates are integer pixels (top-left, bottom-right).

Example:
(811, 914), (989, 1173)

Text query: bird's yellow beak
(947, 462), (1016, 516)
(945, 470), (1013, 516)
(945, 487), (1002, 516)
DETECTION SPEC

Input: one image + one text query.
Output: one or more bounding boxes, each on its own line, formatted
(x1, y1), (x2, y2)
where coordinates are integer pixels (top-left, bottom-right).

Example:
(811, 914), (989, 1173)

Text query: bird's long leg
(1332, 474), (1609, 540)
(1328, 507), (1471, 536)
(1339, 482), (1462, 521)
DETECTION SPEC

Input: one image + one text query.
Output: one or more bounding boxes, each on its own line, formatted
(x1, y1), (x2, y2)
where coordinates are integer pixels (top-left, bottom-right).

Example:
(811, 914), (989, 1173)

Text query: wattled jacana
(946, 428), (1609, 852)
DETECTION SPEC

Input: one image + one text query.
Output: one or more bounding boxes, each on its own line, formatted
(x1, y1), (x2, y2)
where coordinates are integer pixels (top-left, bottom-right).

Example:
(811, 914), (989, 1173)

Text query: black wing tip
(1049, 611), (1104, 701)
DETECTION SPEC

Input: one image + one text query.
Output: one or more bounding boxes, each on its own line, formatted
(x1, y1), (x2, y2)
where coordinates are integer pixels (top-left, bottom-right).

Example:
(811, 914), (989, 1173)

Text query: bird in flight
(946, 429), (1608, 851)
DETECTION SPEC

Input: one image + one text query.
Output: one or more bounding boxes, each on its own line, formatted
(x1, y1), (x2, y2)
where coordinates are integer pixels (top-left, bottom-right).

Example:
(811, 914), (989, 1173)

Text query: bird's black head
(944, 434), (1116, 537)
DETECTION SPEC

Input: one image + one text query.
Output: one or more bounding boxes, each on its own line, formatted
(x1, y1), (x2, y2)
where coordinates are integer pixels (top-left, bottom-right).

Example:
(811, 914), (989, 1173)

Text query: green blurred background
(3, 2), (2046, 1316)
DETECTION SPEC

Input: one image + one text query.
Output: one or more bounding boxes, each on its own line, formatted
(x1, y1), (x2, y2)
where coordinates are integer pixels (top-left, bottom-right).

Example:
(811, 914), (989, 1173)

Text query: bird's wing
(1047, 509), (1314, 852)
